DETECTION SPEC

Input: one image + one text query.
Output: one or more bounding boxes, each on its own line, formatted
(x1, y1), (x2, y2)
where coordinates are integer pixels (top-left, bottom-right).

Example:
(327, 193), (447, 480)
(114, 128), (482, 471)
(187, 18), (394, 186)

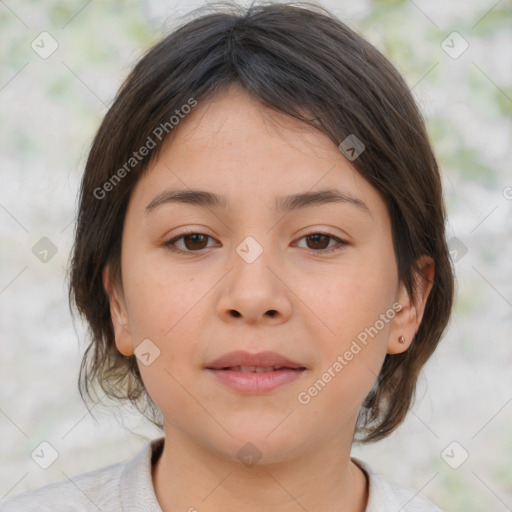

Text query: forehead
(174, 86), (323, 151)
(128, 87), (387, 221)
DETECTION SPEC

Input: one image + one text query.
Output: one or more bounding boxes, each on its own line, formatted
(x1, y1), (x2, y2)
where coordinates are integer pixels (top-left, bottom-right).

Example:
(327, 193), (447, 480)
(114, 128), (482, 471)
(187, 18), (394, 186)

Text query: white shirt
(0, 437), (441, 511)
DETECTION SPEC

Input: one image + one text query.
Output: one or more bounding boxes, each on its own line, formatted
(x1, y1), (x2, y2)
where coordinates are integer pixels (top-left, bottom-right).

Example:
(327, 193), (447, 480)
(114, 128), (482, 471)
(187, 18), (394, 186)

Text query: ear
(387, 256), (435, 355)
(102, 265), (135, 356)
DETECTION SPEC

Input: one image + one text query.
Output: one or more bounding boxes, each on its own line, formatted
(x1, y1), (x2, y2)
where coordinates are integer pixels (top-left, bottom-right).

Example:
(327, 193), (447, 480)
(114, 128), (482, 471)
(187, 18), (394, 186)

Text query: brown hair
(69, 1), (454, 443)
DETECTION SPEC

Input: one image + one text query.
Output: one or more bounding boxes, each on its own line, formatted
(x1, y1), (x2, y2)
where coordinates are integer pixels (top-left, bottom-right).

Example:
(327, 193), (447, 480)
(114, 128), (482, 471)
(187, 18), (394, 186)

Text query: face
(104, 85), (429, 464)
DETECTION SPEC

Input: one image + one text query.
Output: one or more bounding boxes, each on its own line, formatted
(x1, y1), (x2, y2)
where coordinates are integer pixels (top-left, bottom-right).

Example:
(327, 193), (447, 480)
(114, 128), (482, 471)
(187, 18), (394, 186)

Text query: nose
(216, 240), (293, 326)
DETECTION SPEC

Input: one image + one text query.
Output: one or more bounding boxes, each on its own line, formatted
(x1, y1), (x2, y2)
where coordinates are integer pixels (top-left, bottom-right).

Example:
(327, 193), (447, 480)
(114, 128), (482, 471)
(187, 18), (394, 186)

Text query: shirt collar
(119, 437), (436, 512)
(120, 437), (164, 511)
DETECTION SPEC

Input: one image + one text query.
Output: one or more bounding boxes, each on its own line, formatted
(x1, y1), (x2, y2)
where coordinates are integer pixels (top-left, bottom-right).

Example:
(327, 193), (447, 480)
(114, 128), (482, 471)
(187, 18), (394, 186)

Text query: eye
(294, 232), (348, 253)
(163, 231), (347, 254)
(163, 232), (218, 253)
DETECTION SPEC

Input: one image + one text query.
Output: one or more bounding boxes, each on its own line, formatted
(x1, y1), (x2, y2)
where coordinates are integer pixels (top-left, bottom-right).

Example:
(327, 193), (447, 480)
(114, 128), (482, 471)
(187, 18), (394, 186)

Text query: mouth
(205, 350), (306, 370)
(205, 351), (307, 394)
(213, 365), (306, 373)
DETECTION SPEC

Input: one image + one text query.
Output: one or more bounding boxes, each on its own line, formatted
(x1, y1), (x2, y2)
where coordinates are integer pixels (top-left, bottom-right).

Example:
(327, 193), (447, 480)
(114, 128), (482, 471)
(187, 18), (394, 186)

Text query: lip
(205, 351), (307, 395)
(205, 350), (305, 370)
(206, 368), (305, 394)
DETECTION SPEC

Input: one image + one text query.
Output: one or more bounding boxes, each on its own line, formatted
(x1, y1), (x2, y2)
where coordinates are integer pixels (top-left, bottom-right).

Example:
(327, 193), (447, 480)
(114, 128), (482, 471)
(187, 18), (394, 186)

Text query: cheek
(121, 248), (202, 339)
(295, 252), (397, 406)
(124, 267), (208, 424)
(298, 255), (397, 344)
(121, 253), (217, 386)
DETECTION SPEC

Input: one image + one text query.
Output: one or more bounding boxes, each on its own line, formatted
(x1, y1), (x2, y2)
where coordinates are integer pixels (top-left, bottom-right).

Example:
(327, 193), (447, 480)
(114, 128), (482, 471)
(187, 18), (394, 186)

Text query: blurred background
(0, 0), (511, 510)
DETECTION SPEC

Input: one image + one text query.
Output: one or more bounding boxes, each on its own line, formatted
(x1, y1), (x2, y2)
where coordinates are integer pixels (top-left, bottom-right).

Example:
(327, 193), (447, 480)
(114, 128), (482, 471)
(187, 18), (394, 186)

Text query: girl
(2, 2), (454, 510)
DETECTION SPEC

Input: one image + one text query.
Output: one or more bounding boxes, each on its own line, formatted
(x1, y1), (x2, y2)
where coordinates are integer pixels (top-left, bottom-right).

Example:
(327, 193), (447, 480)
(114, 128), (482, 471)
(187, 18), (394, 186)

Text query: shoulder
(352, 458), (443, 512)
(0, 438), (164, 512)
(0, 460), (125, 512)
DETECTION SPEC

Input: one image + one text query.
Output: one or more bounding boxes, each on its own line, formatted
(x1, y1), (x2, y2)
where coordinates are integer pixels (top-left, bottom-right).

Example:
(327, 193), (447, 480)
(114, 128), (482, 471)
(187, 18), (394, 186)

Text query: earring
(398, 335), (406, 344)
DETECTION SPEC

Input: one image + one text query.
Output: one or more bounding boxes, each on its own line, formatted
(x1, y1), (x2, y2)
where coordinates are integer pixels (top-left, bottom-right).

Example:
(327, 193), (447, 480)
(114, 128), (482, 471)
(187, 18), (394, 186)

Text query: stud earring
(398, 335), (406, 344)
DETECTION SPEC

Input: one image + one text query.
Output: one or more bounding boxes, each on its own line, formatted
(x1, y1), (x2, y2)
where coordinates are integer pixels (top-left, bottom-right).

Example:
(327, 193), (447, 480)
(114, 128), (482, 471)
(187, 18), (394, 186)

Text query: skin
(103, 84), (434, 512)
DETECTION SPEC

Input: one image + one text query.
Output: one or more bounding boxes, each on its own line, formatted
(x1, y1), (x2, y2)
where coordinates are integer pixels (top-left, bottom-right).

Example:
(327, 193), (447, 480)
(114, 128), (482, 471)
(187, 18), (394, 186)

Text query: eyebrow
(145, 188), (371, 215)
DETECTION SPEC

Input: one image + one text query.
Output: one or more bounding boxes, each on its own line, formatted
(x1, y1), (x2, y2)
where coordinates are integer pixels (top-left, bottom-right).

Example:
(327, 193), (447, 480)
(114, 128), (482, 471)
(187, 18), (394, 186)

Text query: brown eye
(181, 234), (209, 250)
(164, 233), (216, 252)
(305, 234), (331, 250)
(295, 232), (348, 253)
(164, 231), (347, 255)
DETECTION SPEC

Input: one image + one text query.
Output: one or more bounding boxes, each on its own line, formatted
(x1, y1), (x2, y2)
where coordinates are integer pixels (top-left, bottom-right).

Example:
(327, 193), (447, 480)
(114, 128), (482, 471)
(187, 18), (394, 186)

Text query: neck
(152, 427), (368, 512)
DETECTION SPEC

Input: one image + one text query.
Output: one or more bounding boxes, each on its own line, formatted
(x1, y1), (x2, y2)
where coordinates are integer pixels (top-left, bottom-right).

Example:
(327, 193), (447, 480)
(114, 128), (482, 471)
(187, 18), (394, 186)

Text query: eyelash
(163, 230), (348, 255)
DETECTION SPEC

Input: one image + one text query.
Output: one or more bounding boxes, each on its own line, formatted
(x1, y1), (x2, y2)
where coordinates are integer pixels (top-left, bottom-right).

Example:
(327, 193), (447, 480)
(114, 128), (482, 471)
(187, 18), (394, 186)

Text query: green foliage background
(1, 1), (511, 509)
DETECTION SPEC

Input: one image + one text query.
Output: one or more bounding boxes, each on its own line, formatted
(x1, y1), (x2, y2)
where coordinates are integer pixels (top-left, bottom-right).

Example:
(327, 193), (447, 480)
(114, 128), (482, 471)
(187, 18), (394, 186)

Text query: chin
(214, 420), (306, 465)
